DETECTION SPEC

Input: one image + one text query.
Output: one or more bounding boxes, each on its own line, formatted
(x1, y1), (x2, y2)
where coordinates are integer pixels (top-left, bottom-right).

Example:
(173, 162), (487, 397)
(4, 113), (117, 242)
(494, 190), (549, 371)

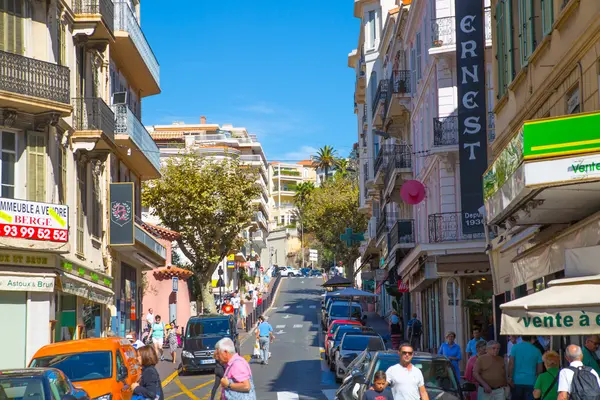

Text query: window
(368, 10), (376, 48)
(0, 0), (24, 54)
(410, 47), (416, 93)
(416, 33), (422, 80)
(495, 0), (514, 99)
(369, 71), (378, 106)
(76, 163), (87, 255)
(31, 351), (113, 382)
(91, 173), (101, 238)
(1, 131), (16, 198)
(519, 0), (535, 65)
(58, 145), (67, 204)
(566, 86), (580, 114)
(541, 0), (553, 36)
(27, 132), (46, 202)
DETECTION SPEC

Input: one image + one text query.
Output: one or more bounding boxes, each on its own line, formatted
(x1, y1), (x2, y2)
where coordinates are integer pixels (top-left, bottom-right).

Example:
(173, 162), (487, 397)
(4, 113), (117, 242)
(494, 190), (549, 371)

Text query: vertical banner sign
(109, 183), (135, 245)
(455, 0), (487, 234)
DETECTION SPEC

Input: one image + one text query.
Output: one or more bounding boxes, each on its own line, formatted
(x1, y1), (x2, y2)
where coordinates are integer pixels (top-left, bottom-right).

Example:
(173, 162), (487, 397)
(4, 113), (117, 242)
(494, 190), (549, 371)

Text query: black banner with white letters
(455, 0), (487, 234)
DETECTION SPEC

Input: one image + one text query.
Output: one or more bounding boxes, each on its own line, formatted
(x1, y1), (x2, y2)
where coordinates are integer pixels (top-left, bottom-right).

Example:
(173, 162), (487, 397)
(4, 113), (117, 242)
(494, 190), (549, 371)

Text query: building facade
(0, 0), (164, 369)
(486, 0), (600, 346)
(269, 160), (317, 229)
(352, 0), (495, 357)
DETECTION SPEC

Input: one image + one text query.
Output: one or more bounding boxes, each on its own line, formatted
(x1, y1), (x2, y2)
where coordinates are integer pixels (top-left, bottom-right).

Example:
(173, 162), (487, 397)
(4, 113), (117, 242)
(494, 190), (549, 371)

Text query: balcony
(72, 97), (115, 152)
(73, 0), (114, 40)
(112, 105), (161, 179)
(428, 212), (485, 243)
(388, 219), (415, 250)
(430, 8), (491, 56)
(384, 70), (411, 129)
(135, 223), (167, 263)
(273, 169), (302, 180)
(432, 116), (458, 150)
(0, 50), (70, 116)
(376, 215), (388, 244)
(487, 112), (495, 144)
(372, 79), (389, 127)
(383, 146), (413, 198)
(253, 211), (268, 230)
(113, 2), (160, 97)
(251, 230), (266, 247)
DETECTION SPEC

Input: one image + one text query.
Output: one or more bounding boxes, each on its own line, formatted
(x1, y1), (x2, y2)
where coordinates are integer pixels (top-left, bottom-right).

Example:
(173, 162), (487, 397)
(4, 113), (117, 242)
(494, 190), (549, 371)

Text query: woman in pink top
(215, 337), (256, 399)
(465, 340), (487, 400)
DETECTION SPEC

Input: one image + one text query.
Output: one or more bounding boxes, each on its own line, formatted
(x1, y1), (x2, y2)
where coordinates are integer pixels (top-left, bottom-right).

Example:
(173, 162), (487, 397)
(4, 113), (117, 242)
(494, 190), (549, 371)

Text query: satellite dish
(400, 180), (426, 204)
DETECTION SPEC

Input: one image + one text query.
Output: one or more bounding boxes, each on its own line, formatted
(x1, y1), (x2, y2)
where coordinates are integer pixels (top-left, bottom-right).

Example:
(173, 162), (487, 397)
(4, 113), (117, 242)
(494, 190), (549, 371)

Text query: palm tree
(294, 182), (315, 206)
(334, 158), (349, 178)
(313, 145), (337, 180)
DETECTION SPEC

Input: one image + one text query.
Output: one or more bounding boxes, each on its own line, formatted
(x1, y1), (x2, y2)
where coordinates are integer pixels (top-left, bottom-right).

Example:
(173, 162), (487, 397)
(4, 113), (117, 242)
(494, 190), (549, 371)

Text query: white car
(279, 267), (302, 277)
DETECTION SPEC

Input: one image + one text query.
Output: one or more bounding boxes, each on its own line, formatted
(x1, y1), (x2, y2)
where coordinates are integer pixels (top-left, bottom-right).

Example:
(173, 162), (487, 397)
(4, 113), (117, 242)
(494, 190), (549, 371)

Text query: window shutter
(542, 0), (553, 36)
(0, 1), (5, 52)
(410, 48), (416, 93)
(519, 0), (534, 65)
(526, 0), (534, 57)
(506, 0), (514, 83)
(416, 33), (422, 80)
(14, 0), (22, 54)
(495, 1), (505, 98)
(27, 132), (47, 202)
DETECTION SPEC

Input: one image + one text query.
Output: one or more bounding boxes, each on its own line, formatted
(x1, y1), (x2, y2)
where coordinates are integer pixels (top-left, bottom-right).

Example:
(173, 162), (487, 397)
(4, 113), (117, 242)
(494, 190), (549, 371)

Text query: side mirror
(461, 382), (477, 392)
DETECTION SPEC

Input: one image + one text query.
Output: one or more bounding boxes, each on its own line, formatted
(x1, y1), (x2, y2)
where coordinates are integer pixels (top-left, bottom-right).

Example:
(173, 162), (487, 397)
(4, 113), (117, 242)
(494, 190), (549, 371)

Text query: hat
(165, 324), (172, 330)
(125, 334), (133, 340)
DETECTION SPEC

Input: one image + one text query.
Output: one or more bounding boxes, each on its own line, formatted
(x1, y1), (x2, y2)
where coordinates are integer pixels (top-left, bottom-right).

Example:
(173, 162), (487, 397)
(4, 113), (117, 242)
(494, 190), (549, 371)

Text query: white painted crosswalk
(296, 305), (303, 308)
(276, 325), (286, 329)
(293, 324), (303, 328)
(309, 305), (317, 309)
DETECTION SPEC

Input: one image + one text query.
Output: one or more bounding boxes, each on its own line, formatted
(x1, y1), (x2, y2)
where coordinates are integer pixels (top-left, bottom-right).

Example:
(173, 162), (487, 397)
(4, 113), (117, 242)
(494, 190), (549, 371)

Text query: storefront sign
(109, 183), (135, 246)
(0, 275), (55, 292)
(525, 153), (600, 186)
(0, 250), (55, 268)
(397, 280), (409, 293)
(0, 198), (68, 242)
(227, 261), (235, 268)
(455, 0), (487, 234)
(501, 309), (600, 336)
(89, 288), (114, 305)
(61, 260), (112, 288)
(60, 275), (90, 297)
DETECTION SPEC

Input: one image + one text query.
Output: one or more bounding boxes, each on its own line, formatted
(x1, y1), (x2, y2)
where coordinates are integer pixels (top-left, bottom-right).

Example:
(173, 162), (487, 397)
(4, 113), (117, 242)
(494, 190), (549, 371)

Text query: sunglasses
(401, 351), (413, 356)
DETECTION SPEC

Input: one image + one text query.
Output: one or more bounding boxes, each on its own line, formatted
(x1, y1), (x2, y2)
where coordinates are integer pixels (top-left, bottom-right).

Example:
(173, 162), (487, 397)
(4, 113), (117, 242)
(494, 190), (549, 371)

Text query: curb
(240, 276), (284, 346)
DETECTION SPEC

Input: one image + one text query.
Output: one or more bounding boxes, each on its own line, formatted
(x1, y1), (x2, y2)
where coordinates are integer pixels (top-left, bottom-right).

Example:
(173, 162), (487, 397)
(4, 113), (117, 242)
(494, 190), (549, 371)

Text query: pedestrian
(384, 343), (429, 400)
(216, 337), (256, 399)
(240, 301), (247, 331)
(473, 340), (508, 400)
(407, 313), (422, 351)
(438, 331), (462, 379)
(533, 350), (560, 400)
(126, 331), (146, 350)
(256, 315), (274, 365)
(149, 315), (166, 361)
(364, 370), (393, 400)
(222, 299), (234, 316)
(557, 344), (600, 400)
(467, 328), (487, 358)
(131, 345), (164, 400)
(582, 335), (600, 375)
(508, 335), (543, 400)
(145, 308), (154, 330)
(506, 336), (522, 360)
(252, 290), (258, 308)
(231, 292), (241, 319)
(257, 293), (263, 308)
(465, 340), (488, 400)
(389, 311), (402, 350)
(210, 351), (226, 400)
(167, 322), (178, 365)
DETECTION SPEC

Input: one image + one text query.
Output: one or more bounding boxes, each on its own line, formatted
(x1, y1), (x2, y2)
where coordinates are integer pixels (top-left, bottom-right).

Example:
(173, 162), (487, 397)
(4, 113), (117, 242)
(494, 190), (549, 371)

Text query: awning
(150, 131), (184, 140)
(59, 273), (115, 305)
(500, 274), (600, 335)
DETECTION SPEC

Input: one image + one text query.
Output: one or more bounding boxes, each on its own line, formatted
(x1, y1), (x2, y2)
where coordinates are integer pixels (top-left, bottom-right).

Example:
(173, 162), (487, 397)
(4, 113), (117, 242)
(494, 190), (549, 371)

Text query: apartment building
(486, 1), (600, 343)
(351, 0), (494, 355)
(0, 0), (164, 368)
(148, 119), (269, 289)
(269, 160), (317, 228)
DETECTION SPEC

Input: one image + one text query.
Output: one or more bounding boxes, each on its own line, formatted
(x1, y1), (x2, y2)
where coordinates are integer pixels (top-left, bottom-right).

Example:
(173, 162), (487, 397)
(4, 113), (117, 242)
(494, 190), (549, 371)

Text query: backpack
(411, 319), (422, 336)
(567, 365), (600, 400)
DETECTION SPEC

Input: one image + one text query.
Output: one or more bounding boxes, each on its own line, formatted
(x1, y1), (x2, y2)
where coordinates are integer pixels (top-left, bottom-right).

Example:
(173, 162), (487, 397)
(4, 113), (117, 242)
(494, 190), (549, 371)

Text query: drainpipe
(577, 61), (584, 112)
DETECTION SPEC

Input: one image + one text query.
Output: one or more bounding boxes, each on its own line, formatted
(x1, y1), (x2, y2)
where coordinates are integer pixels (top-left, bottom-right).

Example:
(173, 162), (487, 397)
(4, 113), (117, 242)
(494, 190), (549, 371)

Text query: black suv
(181, 314), (239, 373)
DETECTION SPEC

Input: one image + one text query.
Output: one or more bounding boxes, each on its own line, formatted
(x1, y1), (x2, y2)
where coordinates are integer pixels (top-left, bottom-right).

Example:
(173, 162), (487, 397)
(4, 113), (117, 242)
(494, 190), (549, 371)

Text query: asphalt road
(162, 276), (338, 400)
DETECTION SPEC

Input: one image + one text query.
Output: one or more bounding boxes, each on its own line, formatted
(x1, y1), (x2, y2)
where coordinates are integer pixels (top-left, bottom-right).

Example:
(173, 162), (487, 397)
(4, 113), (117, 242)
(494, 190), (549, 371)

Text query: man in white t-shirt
(145, 308), (154, 329)
(385, 343), (429, 400)
(231, 292), (241, 318)
(558, 344), (600, 400)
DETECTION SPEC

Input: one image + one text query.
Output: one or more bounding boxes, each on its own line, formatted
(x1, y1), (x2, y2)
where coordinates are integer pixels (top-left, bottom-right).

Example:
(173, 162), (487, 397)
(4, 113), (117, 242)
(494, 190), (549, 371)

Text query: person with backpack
(407, 313), (422, 351)
(557, 344), (600, 400)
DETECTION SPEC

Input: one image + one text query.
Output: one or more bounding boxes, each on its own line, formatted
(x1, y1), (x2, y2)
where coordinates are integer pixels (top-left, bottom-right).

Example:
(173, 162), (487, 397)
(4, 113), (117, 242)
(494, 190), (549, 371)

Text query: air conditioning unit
(112, 91), (127, 105)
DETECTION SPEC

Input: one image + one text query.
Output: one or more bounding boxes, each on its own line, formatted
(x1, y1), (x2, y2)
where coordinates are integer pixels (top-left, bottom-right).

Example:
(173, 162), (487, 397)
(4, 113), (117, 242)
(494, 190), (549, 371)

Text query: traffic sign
(172, 277), (179, 292)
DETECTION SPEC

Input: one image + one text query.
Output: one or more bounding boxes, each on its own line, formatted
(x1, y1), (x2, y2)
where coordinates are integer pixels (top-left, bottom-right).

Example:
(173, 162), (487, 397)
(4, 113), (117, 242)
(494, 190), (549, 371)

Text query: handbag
(223, 358), (256, 400)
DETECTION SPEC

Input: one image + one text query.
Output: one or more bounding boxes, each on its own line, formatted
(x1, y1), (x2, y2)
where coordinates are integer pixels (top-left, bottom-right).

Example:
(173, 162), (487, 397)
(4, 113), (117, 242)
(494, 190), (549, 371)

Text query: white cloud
(275, 146), (318, 162)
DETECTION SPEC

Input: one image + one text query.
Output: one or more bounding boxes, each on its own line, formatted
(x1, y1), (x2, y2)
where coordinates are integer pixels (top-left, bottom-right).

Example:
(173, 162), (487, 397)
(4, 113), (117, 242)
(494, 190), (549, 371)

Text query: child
(364, 370), (393, 400)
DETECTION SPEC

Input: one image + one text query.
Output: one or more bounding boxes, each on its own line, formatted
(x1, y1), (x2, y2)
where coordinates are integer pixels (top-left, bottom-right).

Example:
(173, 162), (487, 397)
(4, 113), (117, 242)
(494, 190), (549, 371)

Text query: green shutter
(506, 0), (514, 83)
(416, 33), (422, 80)
(27, 132), (47, 202)
(519, 0), (534, 65)
(495, 1), (505, 99)
(542, 0), (553, 36)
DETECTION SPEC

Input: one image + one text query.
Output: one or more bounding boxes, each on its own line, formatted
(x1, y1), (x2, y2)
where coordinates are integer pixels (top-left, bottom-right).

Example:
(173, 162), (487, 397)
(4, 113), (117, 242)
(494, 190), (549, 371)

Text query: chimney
(200, 116), (206, 124)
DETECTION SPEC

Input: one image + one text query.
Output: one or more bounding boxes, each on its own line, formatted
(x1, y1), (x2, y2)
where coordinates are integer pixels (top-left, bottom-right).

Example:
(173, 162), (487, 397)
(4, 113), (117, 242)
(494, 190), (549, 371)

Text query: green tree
(334, 158), (350, 178)
(293, 182), (315, 268)
(143, 153), (261, 313)
(313, 145), (337, 180)
(302, 174), (368, 277)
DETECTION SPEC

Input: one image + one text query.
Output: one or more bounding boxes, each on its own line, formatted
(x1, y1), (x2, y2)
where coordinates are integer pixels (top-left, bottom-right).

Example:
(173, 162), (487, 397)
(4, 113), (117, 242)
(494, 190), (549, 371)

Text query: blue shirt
(466, 337), (486, 356)
(510, 341), (543, 386)
(258, 322), (272, 337)
(438, 342), (462, 378)
(390, 314), (399, 324)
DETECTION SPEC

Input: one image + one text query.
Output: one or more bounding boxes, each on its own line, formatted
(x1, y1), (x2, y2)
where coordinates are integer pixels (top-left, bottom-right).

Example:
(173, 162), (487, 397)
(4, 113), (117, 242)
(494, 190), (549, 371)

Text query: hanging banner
(0, 198), (68, 242)
(109, 183), (135, 245)
(455, 0), (487, 234)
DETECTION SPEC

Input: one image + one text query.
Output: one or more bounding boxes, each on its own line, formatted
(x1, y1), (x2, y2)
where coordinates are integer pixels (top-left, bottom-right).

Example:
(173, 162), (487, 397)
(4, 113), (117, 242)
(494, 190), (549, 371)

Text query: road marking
(309, 305), (317, 309)
(282, 306), (290, 310)
(275, 330), (285, 334)
(163, 375), (213, 399)
(296, 305), (303, 308)
(161, 369), (179, 387)
(283, 314), (291, 319)
(276, 325), (286, 329)
(277, 392), (300, 400)
(174, 378), (200, 400)
(301, 280), (305, 283)
(271, 306), (278, 309)
(293, 324), (303, 328)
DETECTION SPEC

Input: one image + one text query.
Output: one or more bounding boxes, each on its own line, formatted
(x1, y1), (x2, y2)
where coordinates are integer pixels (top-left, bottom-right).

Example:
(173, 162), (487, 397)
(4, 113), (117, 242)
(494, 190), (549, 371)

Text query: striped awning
(150, 131), (185, 140)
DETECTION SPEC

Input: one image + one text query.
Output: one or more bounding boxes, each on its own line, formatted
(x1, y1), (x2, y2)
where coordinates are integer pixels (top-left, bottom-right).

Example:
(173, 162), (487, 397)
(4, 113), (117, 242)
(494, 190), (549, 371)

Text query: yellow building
(269, 160), (317, 228)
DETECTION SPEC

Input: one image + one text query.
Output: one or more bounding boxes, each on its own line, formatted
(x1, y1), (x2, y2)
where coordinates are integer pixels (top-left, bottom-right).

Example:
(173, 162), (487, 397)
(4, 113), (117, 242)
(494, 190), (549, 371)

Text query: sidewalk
(363, 312), (393, 348)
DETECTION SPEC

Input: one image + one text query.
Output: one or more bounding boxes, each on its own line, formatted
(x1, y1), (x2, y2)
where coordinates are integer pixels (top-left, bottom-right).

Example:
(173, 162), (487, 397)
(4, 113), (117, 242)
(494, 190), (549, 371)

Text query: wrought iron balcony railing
(372, 79), (389, 118)
(376, 216), (388, 240)
(432, 16), (455, 48)
(374, 143), (403, 176)
(112, 105), (161, 171)
(488, 111), (495, 143)
(428, 212), (485, 243)
(433, 116), (458, 146)
(0, 50), (70, 104)
(74, 0), (114, 33)
(114, 2), (159, 86)
(73, 97), (115, 140)
(253, 211), (267, 227)
(389, 219), (415, 248)
(384, 145), (412, 189)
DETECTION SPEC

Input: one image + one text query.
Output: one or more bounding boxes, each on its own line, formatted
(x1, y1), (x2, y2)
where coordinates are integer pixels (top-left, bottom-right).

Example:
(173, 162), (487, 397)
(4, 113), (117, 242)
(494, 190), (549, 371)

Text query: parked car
(335, 350), (475, 400)
(279, 267), (302, 277)
(324, 301), (365, 329)
(30, 338), (141, 400)
(0, 368), (89, 400)
(323, 321), (363, 362)
(332, 332), (386, 382)
(181, 314), (239, 374)
(310, 269), (323, 277)
(326, 326), (374, 367)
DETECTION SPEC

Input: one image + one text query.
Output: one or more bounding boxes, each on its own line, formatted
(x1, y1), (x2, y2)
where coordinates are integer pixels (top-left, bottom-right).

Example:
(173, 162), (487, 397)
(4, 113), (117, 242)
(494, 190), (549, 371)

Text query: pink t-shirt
(465, 355), (479, 400)
(222, 354), (252, 399)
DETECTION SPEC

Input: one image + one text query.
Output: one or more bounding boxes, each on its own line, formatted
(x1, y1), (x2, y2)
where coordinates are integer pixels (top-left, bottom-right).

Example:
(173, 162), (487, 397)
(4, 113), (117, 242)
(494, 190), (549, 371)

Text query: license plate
(200, 359), (216, 364)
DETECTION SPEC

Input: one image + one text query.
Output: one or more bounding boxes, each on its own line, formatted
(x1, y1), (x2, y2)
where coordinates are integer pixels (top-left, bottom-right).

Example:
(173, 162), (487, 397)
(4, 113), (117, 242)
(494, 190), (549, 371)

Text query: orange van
(29, 338), (142, 400)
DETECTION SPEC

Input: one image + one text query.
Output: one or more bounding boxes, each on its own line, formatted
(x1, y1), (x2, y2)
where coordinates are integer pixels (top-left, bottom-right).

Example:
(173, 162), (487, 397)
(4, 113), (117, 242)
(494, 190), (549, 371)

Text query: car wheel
(330, 354), (337, 371)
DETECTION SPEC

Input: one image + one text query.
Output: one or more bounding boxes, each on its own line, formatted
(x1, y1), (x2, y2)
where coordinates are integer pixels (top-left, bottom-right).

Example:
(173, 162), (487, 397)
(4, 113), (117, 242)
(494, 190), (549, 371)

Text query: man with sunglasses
(583, 335), (600, 375)
(385, 343), (429, 400)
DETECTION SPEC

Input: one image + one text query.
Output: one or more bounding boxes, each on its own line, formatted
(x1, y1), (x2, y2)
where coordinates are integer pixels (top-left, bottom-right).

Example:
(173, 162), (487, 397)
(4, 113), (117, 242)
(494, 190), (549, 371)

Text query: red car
(324, 319), (362, 361)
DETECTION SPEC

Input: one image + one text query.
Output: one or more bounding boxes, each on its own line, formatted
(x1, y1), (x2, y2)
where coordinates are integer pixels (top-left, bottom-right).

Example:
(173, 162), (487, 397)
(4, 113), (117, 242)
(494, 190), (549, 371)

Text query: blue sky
(141, 1), (360, 162)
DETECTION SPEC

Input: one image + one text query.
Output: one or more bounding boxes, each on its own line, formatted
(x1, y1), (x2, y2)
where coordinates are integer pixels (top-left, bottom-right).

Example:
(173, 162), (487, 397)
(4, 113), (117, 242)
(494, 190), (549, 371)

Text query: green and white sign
(0, 275), (55, 292)
(501, 309), (600, 336)
(526, 154), (600, 186)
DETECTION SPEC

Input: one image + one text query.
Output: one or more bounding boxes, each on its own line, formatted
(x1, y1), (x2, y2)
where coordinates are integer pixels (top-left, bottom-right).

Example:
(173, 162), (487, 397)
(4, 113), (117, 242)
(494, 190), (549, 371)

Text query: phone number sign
(0, 199), (69, 243)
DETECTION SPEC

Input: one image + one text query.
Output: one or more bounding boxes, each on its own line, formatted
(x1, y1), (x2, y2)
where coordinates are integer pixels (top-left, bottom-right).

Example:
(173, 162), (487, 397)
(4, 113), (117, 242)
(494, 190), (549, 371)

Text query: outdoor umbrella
(330, 287), (378, 297)
(322, 275), (353, 288)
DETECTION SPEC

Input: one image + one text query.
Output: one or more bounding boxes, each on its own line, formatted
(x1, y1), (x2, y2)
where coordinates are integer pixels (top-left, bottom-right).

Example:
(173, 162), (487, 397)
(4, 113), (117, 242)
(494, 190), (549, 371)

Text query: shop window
(82, 299), (102, 338)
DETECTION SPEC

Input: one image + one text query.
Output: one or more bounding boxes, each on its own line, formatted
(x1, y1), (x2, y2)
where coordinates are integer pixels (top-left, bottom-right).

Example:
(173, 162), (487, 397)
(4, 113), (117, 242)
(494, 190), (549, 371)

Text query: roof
(0, 368), (52, 377)
(297, 160), (315, 166)
(153, 266), (193, 280)
(31, 338), (132, 358)
(140, 221), (181, 241)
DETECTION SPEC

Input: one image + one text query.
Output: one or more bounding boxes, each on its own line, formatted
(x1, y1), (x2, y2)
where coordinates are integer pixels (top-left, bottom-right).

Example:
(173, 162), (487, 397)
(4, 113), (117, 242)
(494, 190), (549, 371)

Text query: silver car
(332, 332), (385, 382)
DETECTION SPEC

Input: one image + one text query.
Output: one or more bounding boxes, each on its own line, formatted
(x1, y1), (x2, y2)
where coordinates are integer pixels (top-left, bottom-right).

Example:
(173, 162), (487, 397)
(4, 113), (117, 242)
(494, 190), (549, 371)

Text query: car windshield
(187, 319), (230, 337)
(30, 351), (112, 382)
(373, 357), (459, 392)
(330, 322), (353, 334)
(342, 336), (384, 351)
(0, 377), (46, 400)
(329, 304), (361, 318)
(334, 327), (361, 340)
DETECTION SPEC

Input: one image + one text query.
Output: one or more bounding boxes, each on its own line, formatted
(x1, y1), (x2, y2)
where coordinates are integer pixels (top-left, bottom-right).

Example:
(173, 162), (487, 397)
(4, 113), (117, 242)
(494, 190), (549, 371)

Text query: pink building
(141, 224), (193, 329)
